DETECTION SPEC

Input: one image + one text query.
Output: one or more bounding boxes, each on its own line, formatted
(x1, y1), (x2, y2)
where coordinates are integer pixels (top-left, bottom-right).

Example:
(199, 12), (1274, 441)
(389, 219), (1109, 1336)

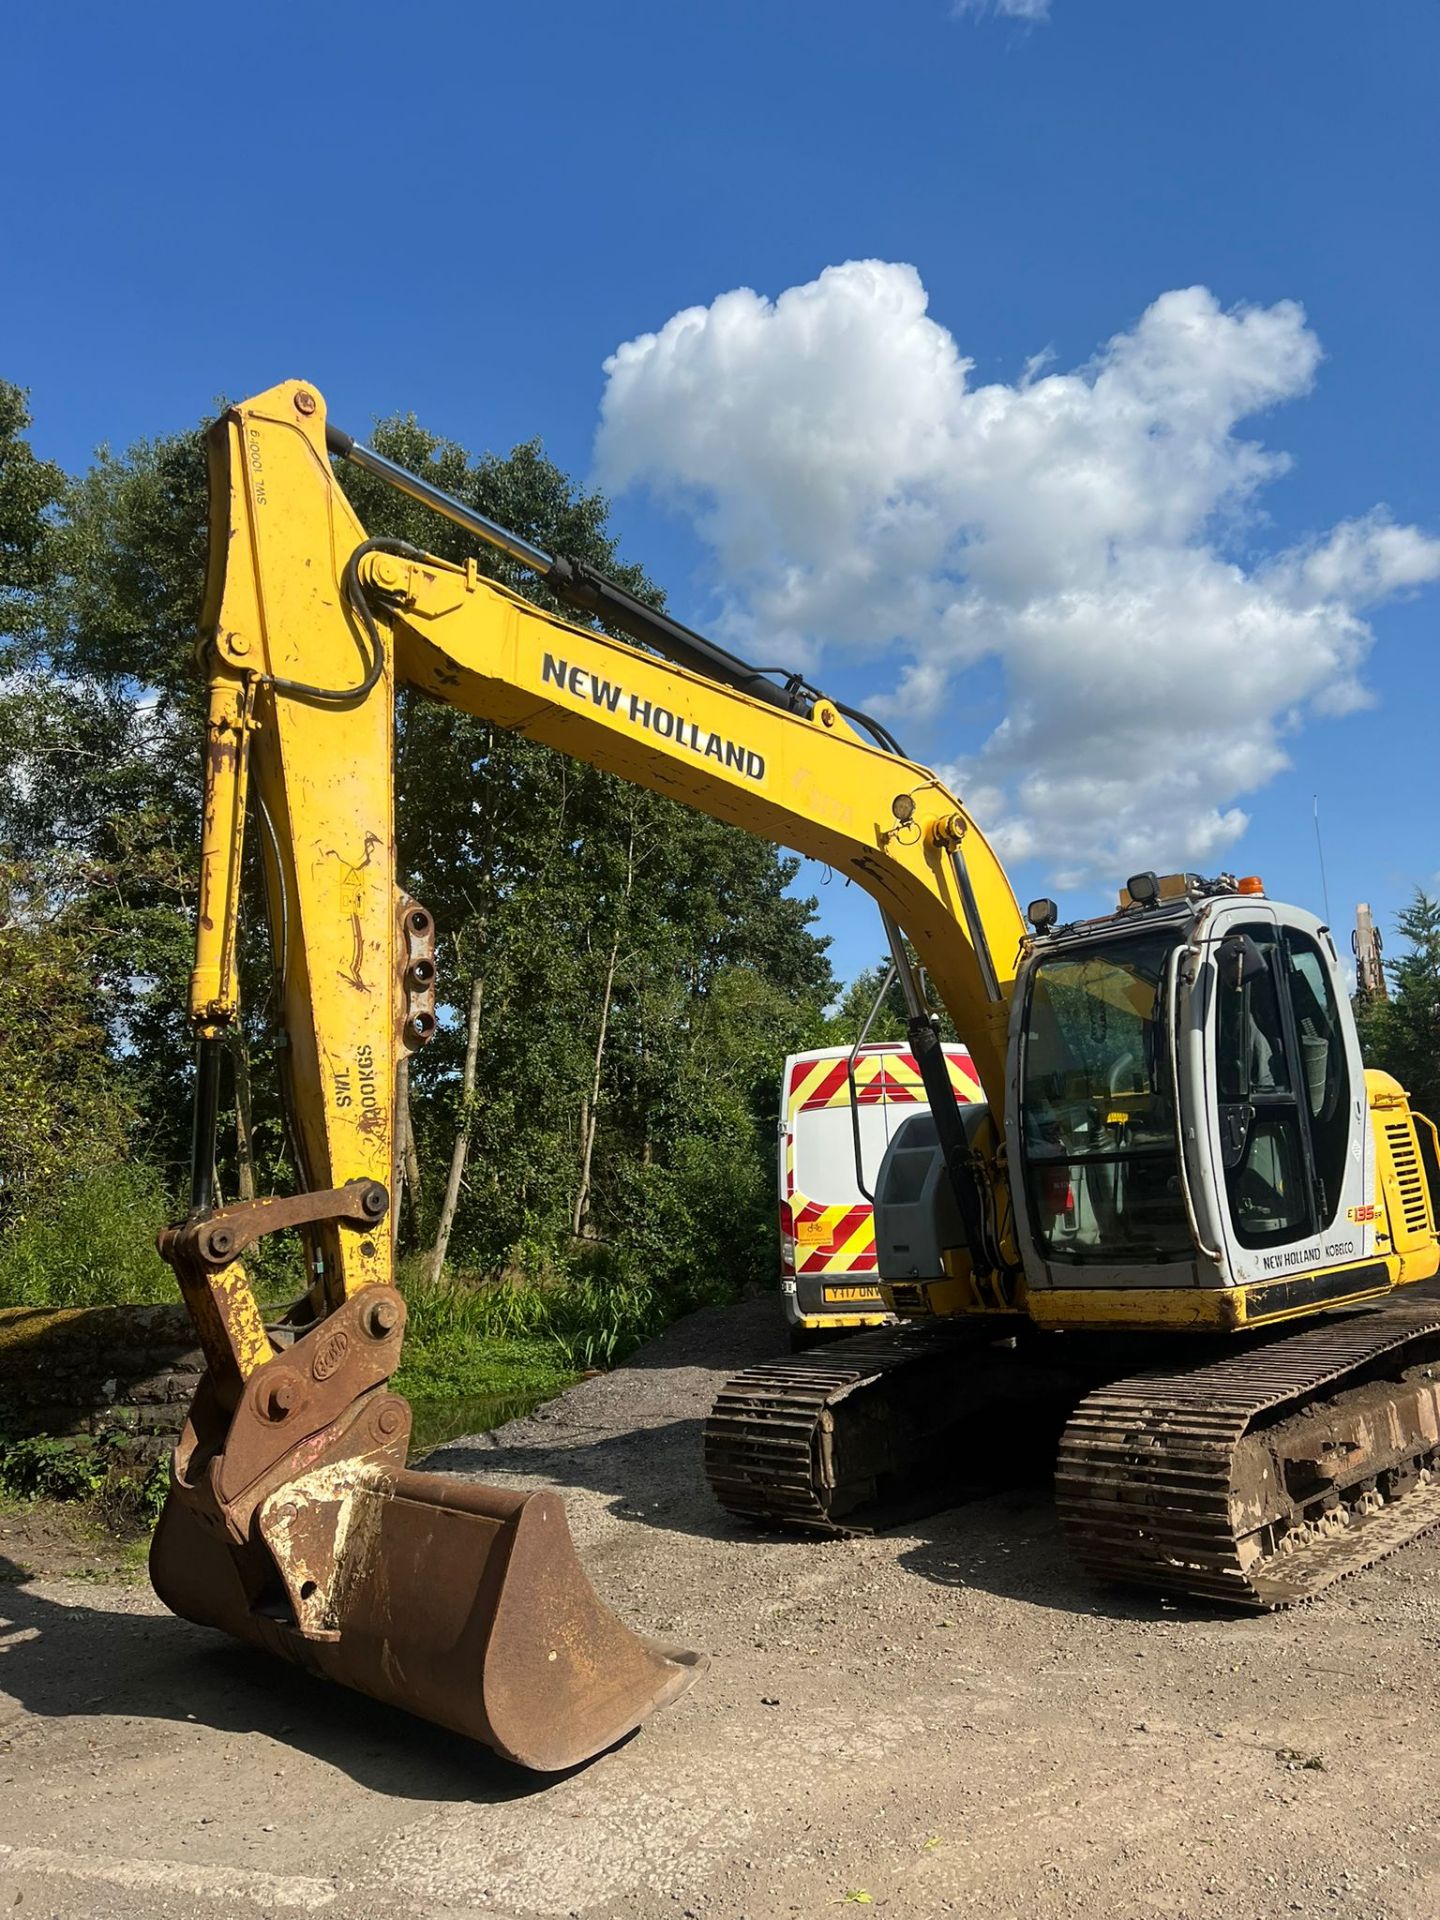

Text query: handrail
(1166, 943), (1224, 1265)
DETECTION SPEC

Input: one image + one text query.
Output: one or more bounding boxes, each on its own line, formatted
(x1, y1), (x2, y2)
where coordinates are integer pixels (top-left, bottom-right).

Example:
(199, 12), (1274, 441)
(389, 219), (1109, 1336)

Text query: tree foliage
(0, 384), (146, 1232)
(812, 955), (960, 1049)
(1355, 890), (1440, 1123)
(0, 381), (65, 643)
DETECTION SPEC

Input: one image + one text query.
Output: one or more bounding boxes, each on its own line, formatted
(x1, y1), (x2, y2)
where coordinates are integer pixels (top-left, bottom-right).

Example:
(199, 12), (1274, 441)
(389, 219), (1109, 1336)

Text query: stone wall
(0, 1304), (203, 1465)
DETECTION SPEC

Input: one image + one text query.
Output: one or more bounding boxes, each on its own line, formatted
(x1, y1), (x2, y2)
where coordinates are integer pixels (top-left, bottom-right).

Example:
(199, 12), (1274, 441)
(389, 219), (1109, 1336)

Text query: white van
(779, 1042), (979, 1346)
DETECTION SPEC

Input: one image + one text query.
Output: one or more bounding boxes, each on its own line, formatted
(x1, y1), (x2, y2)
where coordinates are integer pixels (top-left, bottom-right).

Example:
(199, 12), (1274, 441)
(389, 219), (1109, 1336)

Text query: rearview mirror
(1218, 930), (1268, 991)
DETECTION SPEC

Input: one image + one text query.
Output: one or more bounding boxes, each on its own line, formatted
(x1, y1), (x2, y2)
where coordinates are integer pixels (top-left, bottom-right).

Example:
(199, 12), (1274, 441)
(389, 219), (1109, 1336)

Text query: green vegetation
(402, 1265), (663, 1377)
(395, 1270), (580, 1406)
(1354, 889), (1440, 1121)
(392, 1243), (730, 1404)
(0, 1164), (175, 1308)
(0, 1428), (168, 1530)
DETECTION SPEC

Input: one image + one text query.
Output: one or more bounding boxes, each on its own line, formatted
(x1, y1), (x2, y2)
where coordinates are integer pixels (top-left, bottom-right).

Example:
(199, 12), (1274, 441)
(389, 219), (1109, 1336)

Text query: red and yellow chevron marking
(781, 1047), (980, 1288)
(791, 1200), (879, 1275)
(786, 1047), (979, 1118)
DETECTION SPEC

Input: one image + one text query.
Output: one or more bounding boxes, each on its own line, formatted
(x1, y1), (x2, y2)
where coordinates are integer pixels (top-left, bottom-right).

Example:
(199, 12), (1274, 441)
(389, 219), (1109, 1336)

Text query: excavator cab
(870, 869), (1430, 1333)
(1006, 876), (1390, 1318)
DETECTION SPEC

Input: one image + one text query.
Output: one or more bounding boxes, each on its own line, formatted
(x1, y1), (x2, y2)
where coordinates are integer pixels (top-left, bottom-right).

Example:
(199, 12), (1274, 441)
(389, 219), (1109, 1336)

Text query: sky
(4, 0), (1438, 988)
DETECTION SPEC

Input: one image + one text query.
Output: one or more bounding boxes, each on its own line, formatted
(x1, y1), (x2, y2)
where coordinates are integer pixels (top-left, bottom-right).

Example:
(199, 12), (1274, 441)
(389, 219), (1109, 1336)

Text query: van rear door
(781, 1047), (980, 1332)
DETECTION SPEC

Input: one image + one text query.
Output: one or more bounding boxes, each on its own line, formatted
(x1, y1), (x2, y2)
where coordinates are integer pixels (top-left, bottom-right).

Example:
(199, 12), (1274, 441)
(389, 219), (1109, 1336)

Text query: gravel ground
(4, 1292), (1440, 1919)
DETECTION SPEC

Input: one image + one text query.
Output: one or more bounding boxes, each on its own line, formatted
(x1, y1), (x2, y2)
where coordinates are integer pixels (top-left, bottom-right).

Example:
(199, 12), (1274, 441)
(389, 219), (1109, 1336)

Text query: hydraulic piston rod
(326, 425), (815, 720)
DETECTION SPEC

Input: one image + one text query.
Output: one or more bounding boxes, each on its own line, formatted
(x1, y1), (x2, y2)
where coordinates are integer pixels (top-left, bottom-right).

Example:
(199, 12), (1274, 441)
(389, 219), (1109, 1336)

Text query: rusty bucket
(148, 1288), (704, 1772)
(152, 1461), (703, 1771)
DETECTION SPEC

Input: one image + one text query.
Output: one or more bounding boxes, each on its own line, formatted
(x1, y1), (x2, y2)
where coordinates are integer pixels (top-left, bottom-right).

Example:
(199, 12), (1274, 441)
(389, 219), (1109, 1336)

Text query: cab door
(1203, 909), (1372, 1291)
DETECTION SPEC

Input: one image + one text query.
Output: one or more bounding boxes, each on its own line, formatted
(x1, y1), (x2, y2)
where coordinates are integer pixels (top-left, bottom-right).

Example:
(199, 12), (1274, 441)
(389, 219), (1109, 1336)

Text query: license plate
(822, 1285), (881, 1303)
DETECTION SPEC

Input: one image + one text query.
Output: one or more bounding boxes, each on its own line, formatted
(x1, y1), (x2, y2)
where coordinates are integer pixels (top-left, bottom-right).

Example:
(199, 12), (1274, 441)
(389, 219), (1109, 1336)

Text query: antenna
(1312, 794), (1332, 926)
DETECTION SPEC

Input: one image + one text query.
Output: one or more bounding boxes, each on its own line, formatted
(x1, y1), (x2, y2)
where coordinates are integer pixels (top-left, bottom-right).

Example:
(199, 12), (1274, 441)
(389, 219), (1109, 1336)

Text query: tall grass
(396, 1259), (668, 1393)
(0, 1163), (306, 1312)
(0, 1169), (684, 1415)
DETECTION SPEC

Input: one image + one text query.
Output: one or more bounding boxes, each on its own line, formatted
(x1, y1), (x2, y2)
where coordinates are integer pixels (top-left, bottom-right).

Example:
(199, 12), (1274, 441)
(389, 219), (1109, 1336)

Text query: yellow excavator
(153, 378), (1440, 1771)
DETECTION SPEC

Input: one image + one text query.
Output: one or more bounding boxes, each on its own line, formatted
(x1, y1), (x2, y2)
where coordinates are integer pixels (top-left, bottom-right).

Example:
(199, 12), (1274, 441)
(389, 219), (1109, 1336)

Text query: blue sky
(5, 1), (1437, 986)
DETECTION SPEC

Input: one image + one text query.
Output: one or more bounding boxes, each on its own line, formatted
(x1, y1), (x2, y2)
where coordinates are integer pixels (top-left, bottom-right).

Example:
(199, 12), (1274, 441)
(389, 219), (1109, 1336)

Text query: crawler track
(1055, 1304), (1440, 1608)
(703, 1322), (1070, 1535)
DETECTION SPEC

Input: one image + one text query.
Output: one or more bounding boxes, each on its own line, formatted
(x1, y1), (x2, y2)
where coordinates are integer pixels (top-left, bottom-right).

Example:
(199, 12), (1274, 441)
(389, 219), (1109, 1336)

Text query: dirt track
(4, 1293), (1440, 1919)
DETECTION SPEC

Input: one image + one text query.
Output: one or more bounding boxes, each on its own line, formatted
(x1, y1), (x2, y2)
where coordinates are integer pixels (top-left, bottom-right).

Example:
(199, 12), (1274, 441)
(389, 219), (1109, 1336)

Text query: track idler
(150, 1285), (703, 1771)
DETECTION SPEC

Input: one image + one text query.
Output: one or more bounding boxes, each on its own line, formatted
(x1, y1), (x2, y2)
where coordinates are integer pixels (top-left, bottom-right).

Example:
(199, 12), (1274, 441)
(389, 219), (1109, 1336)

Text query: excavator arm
(151, 378), (1029, 1768)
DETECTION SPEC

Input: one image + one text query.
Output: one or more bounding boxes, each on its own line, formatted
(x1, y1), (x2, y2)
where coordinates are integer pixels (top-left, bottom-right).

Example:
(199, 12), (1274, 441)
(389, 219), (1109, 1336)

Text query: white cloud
(596, 263), (1440, 886)
(953, 0), (1051, 20)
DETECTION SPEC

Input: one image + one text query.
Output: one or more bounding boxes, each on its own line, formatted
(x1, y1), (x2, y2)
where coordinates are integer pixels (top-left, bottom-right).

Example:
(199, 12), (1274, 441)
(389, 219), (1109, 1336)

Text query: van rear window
(793, 1103), (904, 1208)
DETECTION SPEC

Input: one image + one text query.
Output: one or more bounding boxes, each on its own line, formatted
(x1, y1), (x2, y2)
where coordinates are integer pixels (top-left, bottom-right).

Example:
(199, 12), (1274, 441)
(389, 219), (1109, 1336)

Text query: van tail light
(778, 1199), (796, 1276)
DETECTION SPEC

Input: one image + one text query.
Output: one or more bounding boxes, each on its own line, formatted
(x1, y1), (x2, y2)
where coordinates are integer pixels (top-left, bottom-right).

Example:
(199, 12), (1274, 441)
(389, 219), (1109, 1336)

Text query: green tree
(0, 385), (141, 1231)
(816, 961), (911, 1046)
(0, 408), (214, 1179)
(0, 380), (64, 646)
(1356, 889), (1440, 1122)
(812, 953), (961, 1049)
(0, 860), (135, 1231)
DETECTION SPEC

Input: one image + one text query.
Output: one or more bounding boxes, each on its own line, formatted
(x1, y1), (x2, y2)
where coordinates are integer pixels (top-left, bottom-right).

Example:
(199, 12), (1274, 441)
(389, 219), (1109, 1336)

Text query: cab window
(1214, 925), (1309, 1248)
(1213, 922), (1349, 1250)
(1021, 929), (1190, 1263)
(1285, 932), (1350, 1221)
(1216, 944), (1289, 1101)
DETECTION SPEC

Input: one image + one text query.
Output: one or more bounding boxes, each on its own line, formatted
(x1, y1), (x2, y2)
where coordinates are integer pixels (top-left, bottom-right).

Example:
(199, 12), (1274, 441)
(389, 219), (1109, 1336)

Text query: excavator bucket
(149, 1287), (704, 1772)
(152, 1462), (701, 1771)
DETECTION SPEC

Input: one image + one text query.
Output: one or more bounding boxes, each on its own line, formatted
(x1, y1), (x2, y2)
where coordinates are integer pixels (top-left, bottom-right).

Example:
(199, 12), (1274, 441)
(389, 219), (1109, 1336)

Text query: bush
(0, 1161), (175, 1308)
(606, 1113), (775, 1302)
(0, 1433), (106, 1501)
(0, 1158), (306, 1312)
(0, 1428), (168, 1528)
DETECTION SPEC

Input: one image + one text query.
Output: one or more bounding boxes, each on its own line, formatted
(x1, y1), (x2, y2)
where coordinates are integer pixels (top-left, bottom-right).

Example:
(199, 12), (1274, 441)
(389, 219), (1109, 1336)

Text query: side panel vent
(1384, 1119), (1432, 1243)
